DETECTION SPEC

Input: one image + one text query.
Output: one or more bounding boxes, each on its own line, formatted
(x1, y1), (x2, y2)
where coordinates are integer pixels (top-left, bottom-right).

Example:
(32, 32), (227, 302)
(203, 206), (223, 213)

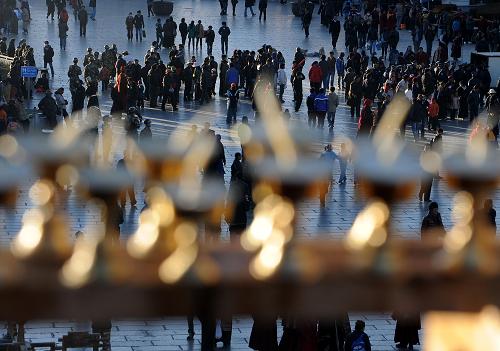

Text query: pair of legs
(44, 60), (54, 77)
(135, 27), (142, 41)
(327, 110), (336, 129)
(244, 6), (255, 16)
(80, 23), (86, 36)
(259, 8), (266, 21)
(316, 112), (326, 128)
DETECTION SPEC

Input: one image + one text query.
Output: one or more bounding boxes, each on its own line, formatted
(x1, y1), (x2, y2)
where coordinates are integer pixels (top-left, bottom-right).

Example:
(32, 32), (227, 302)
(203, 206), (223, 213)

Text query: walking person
(125, 13), (134, 41)
(418, 145), (435, 203)
(338, 143), (349, 184)
(195, 20), (204, 50)
(88, 0), (96, 20)
(179, 18), (188, 46)
(147, 0), (154, 17)
(349, 75), (362, 120)
(336, 52), (344, 89)
(133, 11), (144, 43)
(58, 19), (68, 50)
(43, 41), (55, 78)
(329, 16), (341, 49)
(47, 0), (56, 20)
(308, 61), (322, 91)
(291, 67), (305, 112)
(302, 7), (312, 38)
(218, 22), (230, 55)
(244, 0), (255, 17)
(226, 83), (239, 124)
(306, 88), (317, 128)
(78, 5), (88, 37)
(392, 313), (421, 351)
(21, 7), (30, 35)
(327, 86), (338, 130)
(276, 63), (287, 103)
(219, 0), (229, 15)
(314, 88), (328, 129)
(231, 0), (238, 16)
(155, 18), (163, 49)
(187, 21), (196, 51)
(117, 150), (137, 208)
(258, 0), (267, 21)
(205, 26), (215, 56)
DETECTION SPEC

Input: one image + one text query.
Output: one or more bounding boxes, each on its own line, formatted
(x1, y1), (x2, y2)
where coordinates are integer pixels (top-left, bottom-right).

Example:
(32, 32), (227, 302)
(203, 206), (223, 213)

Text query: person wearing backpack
(345, 320), (371, 351)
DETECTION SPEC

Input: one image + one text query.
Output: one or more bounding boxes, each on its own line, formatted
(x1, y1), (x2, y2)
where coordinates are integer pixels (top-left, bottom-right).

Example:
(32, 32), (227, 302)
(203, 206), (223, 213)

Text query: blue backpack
(352, 334), (367, 351)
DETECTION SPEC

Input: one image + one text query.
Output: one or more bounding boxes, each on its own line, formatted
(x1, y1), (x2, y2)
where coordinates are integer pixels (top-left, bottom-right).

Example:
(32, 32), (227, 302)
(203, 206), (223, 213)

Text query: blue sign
(21, 66), (38, 78)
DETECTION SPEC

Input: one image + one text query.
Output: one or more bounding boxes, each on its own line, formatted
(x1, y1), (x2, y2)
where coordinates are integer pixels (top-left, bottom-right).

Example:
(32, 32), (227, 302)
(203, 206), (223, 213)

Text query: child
(338, 142), (349, 184)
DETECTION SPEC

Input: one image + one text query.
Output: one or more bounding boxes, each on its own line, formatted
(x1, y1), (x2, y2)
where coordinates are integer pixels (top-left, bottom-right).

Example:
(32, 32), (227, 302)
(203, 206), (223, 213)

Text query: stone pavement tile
(132, 346), (181, 351)
(371, 347), (397, 351)
(116, 325), (165, 331)
(114, 340), (154, 347)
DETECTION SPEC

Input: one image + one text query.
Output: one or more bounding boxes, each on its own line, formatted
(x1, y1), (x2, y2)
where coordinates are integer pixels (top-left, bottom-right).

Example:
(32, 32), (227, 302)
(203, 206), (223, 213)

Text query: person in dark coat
(291, 66), (305, 112)
(225, 176), (248, 239)
(38, 90), (58, 129)
(258, 0), (267, 21)
(244, 0), (255, 17)
(349, 75), (363, 119)
(179, 18), (188, 46)
(421, 201), (445, 238)
(418, 145), (434, 202)
(47, 0), (56, 20)
(249, 316), (278, 351)
(392, 313), (420, 350)
(302, 6), (312, 38)
(78, 5), (88, 37)
(356, 98), (373, 138)
(317, 314), (351, 351)
(329, 16), (341, 48)
(481, 199), (496, 232)
(71, 79), (86, 117)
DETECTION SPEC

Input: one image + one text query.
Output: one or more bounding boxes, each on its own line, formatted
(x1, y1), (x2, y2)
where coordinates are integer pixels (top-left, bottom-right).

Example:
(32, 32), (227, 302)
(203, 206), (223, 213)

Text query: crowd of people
(0, 0), (499, 350)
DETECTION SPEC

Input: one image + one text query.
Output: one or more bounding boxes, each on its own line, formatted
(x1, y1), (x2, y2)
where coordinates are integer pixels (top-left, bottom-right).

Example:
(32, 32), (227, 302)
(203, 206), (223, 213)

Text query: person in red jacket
(308, 61), (322, 91)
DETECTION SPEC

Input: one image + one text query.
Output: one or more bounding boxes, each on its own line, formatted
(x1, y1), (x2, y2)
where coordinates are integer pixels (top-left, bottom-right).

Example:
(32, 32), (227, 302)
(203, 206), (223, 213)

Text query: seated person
(34, 73), (50, 92)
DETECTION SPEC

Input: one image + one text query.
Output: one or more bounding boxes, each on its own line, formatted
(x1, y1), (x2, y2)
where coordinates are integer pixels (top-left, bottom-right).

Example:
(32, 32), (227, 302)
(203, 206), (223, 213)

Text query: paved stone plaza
(1, 0), (499, 350)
